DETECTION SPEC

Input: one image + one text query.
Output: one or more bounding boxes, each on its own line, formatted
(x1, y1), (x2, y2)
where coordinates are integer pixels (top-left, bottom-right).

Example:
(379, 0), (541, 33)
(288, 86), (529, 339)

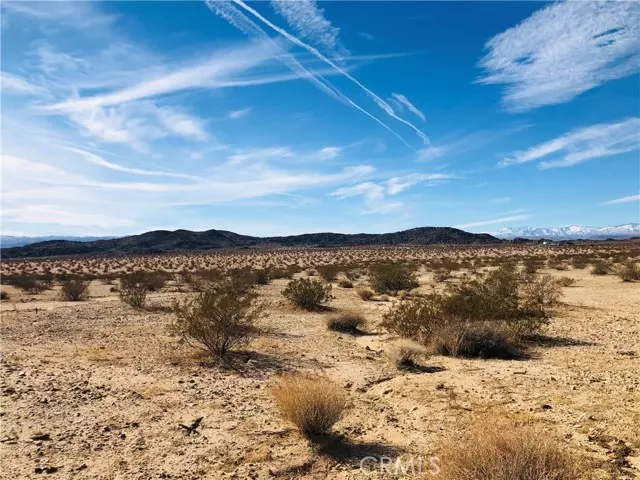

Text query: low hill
(0, 227), (500, 259)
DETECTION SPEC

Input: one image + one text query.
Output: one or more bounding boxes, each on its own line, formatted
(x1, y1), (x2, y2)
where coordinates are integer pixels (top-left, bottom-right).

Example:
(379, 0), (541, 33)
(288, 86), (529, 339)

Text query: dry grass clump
(0, 290), (9, 301)
(616, 261), (640, 282)
(326, 311), (366, 333)
(556, 276), (576, 287)
(171, 282), (263, 358)
(60, 278), (90, 301)
(369, 262), (419, 294)
(337, 279), (353, 288)
(386, 339), (429, 369)
(381, 266), (557, 358)
(438, 420), (582, 480)
(271, 375), (348, 438)
(356, 287), (374, 301)
(282, 278), (332, 310)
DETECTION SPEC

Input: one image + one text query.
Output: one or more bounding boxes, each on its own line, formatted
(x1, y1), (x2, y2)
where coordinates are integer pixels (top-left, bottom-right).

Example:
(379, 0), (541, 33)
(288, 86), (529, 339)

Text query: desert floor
(1, 249), (639, 479)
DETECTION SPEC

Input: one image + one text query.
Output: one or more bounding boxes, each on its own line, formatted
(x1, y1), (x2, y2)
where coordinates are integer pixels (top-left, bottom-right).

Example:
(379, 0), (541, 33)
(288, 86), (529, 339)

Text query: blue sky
(1, 1), (639, 237)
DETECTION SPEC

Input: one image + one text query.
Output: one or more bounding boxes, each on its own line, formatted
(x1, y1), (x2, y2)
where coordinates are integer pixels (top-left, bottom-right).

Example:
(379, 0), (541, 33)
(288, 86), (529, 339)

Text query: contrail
(229, 0), (431, 146)
(206, 0), (417, 150)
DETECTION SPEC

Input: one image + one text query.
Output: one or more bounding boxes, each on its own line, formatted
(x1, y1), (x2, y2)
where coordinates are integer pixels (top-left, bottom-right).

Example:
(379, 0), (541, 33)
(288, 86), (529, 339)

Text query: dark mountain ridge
(1, 227), (500, 259)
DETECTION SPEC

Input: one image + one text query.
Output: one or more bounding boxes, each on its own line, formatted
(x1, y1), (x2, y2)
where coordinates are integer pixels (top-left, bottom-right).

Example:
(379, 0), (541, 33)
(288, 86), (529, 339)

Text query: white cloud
(501, 117), (639, 169)
(228, 107), (252, 119)
(317, 146), (342, 160)
(1, 1), (118, 31)
(270, 0), (347, 58)
(602, 194), (640, 205)
(226, 147), (294, 164)
(391, 93), (425, 122)
(477, 1), (640, 110)
(0, 72), (47, 96)
(455, 214), (531, 229)
(210, 0), (430, 148)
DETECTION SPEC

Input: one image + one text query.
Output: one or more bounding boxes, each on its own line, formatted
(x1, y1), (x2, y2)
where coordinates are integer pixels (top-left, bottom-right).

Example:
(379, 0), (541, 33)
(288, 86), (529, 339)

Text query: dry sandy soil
(1, 245), (639, 479)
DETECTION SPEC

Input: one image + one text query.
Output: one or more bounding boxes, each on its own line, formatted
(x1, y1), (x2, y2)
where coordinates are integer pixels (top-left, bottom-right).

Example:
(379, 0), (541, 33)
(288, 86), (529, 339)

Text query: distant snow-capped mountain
(493, 224), (640, 240)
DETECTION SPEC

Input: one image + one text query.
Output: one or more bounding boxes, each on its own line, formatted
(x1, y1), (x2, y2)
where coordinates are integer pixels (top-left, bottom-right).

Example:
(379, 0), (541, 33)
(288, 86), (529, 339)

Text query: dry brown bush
(356, 287), (374, 301)
(438, 420), (582, 480)
(326, 311), (366, 333)
(60, 278), (90, 301)
(171, 283), (263, 358)
(119, 272), (151, 308)
(386, 339), (429, 369)
(271, 374), (348, 438)
(591, 261), (610, 276)
(430, 321), (525, 359)
(616, 261), (640, 282)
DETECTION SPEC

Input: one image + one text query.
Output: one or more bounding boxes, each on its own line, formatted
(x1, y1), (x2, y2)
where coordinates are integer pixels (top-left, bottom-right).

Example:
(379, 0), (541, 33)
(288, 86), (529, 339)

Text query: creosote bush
(119, 272), (151, 308)
(438, 420), (581, 480)
(282, 278), (332, 310)
(60, 278), (90, 301)
(172, 282), (263, 358)
(326, 311), (366, 333)
(316, 265), (341, 282)
(253, 268), (271, 285)
(369, 262), (419, 294)
(386, 339), (429, 369)
(381, 266), (558, 358)
(271, 375), (348, 438)
(591, 261), (610, 276)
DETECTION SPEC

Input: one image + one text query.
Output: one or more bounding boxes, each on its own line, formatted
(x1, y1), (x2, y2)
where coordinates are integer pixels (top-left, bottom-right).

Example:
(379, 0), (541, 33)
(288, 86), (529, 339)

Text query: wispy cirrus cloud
(390, 93), (425, 122)
(477, 1), (640, 111)
(501, 117), (639, 169)
(455, 214), (531, 229)
(270, 0), (348, 58)
(209, 0), (430, 148)
(228, 107), (252, 119)
(602, 194), (640, 205)
(0, 72), (48, 96)
(331, 173), (453, 214)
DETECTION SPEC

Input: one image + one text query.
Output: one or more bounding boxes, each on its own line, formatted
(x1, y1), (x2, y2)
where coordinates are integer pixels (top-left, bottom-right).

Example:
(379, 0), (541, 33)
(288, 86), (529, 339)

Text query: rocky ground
(1, 262), (639, 479)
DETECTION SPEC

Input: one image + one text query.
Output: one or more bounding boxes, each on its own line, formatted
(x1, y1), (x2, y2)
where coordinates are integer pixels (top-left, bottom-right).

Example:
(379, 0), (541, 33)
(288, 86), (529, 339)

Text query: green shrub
(145, 271), (170, 292)
(282, 278), (332, 310)
(316, 265), (341, 282)
(369, 262), (419, 294)
(171, 283), (262, 358)
(60, 278), (90, 301)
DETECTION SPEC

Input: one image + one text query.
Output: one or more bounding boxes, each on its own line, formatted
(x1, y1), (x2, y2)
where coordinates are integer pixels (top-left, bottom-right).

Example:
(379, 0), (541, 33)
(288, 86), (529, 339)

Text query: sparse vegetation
(326, 311), (366, 333)
(356, 287), (374, 301)
(119, 272), (151, 308)
(386, 339), (429, 369)
(438, 420), (581, 480)
(271, 375), (348, 438)
(369, 262), (419, 294)
(60, 278), (90, 301)
(617, 261), (640, 282)
(282, 278), (332, 310)
(171, 282), (263, 358)
(591, 261), (610, 276)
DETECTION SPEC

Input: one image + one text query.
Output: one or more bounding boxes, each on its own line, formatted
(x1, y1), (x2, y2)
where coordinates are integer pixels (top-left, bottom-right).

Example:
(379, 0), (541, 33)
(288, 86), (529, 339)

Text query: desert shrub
(60, 278), (90, 301)
(591, 261), (610, 276)
(171, 283), (263, 358)
(253, 268), (271, 285)
(556, 276), (576, 287)
(433, 269), (451, 283)
(282, 278), (332, 310)
(188, 269), (224, 291)
(337, 279), (353, 288)
(316, 264), (341, 282)
(145, 271), (170, 292)
(271, 375), (348, 438)
(617, 261), (640, 282)
(381, 295), (444, 342)
(523, 258), (542, 275)
(109, 286), (119, 293)
(0, 290), (8, 301)
(8, 275), (47, 294)
(119, 272), (151, 308)
(520, 274), (563, 309)
(438, 420), (581, 480)
(228, 267), (256, 293)
(369, 262), (419, 294)
(269, 267), (294, 280)
(430, 321), (524, 359)
(356, 287), (374, 301)
(571, 257), (588, 269)
(386, 339), (429, 369)
(326, 311), (366, 333)
(547, 258), (568, 271)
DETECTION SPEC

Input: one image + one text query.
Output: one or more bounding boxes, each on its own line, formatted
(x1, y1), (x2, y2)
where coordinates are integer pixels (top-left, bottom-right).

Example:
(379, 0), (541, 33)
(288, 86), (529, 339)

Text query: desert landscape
(1, 242), (639, 479)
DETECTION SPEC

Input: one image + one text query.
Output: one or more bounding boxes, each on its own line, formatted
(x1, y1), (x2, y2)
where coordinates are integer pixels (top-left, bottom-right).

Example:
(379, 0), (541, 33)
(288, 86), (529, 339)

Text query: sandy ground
(1, 252), (639, 479)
